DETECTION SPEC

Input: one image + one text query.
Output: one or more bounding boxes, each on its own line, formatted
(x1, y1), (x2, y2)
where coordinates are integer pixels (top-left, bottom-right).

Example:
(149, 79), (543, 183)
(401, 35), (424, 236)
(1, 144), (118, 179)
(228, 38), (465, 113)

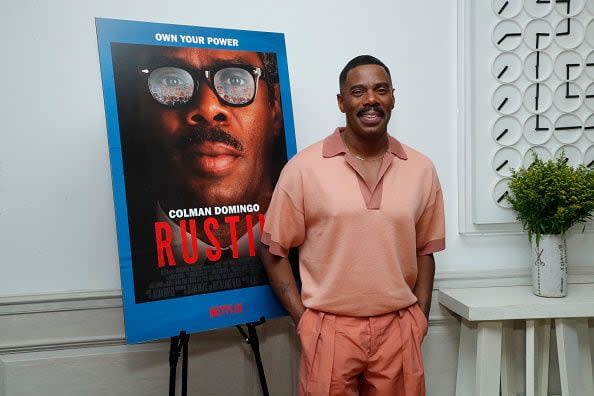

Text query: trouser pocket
(298, 310), (336, 396)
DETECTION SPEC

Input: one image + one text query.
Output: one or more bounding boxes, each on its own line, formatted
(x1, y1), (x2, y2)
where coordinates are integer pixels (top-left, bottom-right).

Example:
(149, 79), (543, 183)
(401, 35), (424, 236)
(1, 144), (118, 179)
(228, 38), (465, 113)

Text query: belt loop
(316, 312), (325, 335)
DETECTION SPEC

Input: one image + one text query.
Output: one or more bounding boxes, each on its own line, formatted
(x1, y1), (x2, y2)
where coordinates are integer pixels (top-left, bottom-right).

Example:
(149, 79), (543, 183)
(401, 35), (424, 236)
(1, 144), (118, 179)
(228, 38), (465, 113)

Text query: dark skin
(260, 64), (435, 324)
(337, 64), (394, 189)
(137, 48), (282, 246)
(259, 248), (305, 325)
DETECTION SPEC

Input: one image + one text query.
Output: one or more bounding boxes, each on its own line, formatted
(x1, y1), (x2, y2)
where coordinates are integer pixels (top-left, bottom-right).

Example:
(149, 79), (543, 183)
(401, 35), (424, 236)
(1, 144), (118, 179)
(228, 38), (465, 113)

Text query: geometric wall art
(458, 0), (594, 232)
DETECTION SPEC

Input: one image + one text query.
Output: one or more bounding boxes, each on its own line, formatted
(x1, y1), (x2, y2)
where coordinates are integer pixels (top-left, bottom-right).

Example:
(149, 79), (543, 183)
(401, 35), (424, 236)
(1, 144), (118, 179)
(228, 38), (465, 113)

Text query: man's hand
(413, 254), (435, 319)
(259, 244), (305, 326)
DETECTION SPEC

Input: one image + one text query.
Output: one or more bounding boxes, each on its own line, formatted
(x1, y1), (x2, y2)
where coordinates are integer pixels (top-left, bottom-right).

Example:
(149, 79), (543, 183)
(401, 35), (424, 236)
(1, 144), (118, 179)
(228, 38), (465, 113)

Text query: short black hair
(339, 55), (391, 91)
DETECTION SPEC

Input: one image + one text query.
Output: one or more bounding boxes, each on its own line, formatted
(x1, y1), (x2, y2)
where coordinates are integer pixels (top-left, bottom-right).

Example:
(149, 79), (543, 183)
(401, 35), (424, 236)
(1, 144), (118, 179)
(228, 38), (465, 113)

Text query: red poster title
(153, 214), (265, 267)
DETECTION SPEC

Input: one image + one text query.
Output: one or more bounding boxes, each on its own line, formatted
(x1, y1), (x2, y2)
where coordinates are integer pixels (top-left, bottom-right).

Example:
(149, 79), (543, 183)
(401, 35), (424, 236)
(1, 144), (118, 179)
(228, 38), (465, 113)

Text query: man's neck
(341, 128), (389, 159)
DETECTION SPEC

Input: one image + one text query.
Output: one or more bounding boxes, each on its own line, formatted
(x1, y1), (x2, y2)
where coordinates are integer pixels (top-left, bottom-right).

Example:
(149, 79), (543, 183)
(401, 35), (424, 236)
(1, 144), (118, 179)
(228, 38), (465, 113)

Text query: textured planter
(531, 234), (568, 297)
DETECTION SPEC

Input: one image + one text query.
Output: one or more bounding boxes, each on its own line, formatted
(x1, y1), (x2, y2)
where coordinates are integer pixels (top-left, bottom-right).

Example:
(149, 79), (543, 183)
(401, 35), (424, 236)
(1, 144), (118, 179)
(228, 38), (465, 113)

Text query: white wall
(1, 1), (593, 395)
(0, 0), (457, 296)
(2, 0), (591, 295)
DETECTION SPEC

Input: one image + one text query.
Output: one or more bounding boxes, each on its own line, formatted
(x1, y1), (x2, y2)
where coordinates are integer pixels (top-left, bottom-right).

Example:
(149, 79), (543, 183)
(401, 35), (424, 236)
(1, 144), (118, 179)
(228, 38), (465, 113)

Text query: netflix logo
(209, 303), (243, 318)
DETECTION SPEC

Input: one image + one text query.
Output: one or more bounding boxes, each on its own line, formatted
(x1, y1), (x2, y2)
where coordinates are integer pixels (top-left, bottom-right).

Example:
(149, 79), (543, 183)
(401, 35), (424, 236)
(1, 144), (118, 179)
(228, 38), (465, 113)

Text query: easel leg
(169, 331), (190, 396)
(236, 317), (269, 396)
(169, 335), (180, 396)
(182, 333), (189, 396)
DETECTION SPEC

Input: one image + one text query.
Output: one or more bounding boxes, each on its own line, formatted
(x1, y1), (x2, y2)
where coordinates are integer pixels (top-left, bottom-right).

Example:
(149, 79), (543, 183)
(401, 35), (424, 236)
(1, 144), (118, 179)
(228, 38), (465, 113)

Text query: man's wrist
(416, 300), (430, 318)
(291, 305), (306, 325)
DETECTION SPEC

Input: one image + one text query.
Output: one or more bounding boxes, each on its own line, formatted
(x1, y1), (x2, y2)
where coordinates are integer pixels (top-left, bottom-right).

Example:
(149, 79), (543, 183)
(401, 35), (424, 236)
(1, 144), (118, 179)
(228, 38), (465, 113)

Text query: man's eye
(377, 87), (388, 94)
(163, 76), (183, 86)
(352, 89), (364, 96)
(223, 75), (247, 86)
(149, 68), (193, 91)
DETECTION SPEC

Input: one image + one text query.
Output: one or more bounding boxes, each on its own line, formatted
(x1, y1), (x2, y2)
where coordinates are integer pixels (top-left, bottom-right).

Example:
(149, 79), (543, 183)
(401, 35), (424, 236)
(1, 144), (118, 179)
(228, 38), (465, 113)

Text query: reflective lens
(148, 67), (194, 106)
(213, 67), (256, 105)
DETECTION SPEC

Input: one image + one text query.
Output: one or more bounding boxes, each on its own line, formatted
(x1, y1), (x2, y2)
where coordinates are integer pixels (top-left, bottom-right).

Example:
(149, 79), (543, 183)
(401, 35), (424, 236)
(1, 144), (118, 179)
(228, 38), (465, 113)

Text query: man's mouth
(185, 141), (242, 176)
(357, 106), (385, 126)
(176, 127), (244, 177)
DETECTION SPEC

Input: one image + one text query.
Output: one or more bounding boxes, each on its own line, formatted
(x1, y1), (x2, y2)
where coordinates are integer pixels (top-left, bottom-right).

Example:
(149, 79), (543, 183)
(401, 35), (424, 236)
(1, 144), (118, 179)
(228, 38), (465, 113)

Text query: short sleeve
(415, 167), (445, 256)
(261, 161), (306, 257)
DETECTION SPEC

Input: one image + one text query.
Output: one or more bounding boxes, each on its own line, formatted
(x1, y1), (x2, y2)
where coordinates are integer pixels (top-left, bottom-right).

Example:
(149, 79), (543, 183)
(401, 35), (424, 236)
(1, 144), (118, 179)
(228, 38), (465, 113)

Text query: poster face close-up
(96, 18), (297, 343)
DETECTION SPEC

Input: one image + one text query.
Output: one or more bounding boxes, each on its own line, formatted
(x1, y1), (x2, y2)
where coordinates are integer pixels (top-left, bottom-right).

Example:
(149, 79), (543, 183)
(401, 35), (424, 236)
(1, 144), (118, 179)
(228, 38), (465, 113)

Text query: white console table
(438, 284), (594, 396)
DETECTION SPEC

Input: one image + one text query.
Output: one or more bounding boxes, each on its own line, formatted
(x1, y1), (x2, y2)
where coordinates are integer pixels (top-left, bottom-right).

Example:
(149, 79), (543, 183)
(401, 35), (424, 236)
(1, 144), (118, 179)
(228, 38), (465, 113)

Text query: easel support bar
(236, 317), (269, 396)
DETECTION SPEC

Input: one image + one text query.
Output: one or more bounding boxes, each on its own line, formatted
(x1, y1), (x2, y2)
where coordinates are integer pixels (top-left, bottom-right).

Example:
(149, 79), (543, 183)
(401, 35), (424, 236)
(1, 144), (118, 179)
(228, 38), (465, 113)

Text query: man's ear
(391, 89), (396, 109)
(271, 84), (283, 137)
(337, 93), (345, 113)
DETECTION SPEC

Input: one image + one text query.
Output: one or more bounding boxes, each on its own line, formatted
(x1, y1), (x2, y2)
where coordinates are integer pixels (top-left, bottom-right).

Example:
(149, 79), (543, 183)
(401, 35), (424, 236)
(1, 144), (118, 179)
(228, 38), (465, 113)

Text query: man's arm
(413, 253), (435, 319)
(259, 245), (305, 325)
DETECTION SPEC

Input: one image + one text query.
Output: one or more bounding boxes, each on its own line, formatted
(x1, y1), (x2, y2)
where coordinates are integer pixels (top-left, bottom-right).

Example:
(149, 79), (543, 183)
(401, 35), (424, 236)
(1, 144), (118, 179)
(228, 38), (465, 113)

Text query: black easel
(169, 330), (190, 396)
(236, 317), (269, 396)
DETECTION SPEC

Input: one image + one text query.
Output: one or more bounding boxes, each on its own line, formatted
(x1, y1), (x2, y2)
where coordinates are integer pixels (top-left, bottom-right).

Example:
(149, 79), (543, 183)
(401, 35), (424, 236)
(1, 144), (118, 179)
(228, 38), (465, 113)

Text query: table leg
(526, 320), (535, 396)
(555, 318), (594, 396)
(476, 321), (503, 396)
(501, 321), (517, 396)
(535, 319), (550, 396)
(456, 319), (477, 396)
(525, 319), (551, 396)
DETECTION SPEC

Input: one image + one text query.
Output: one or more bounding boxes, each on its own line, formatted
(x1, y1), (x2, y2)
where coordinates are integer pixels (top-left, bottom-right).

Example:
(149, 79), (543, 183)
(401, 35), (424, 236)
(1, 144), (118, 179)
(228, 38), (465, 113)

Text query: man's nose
(185, 83), (230, 126)
(363, 90), (379, 106)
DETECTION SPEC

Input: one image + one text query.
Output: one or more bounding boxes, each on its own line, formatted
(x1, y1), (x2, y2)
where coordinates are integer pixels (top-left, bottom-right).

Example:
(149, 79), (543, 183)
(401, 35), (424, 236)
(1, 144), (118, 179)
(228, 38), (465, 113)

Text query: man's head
(117, 45), (284, 213)
(337, 55), (395, 140)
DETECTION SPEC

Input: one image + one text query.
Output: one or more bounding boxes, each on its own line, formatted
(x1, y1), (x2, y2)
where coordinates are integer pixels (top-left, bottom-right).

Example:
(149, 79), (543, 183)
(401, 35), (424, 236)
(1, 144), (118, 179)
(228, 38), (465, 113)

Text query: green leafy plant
(507, 154), (594, 243)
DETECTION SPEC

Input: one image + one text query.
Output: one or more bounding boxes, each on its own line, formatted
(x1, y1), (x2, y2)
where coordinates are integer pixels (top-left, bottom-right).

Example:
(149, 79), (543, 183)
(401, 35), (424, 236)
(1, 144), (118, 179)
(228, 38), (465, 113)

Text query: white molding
(436, 265), (594, 288)
(454, 0), (521, 236)
(0, 290), (122, 316)
(1, 268), (592, 354)
(456, 0), (471, 235)
(456, 0), (526, 236)
(2, 276), (588, 396)
(0, 336), (126, 355)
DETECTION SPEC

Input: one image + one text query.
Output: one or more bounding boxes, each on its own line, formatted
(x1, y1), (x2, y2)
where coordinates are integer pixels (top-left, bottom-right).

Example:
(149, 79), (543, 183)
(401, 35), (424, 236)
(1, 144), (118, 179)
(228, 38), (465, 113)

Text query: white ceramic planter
(531, 234), (568, 297)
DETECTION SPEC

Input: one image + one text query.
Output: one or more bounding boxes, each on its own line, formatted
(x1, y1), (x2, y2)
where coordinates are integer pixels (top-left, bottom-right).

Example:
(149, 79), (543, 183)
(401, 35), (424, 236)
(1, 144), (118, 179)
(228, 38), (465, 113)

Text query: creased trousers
(297, 304), (428, 396)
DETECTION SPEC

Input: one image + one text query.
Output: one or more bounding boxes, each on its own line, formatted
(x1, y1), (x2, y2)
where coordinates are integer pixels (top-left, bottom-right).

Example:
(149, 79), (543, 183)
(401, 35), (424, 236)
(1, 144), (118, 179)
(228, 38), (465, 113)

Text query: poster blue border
(95, 18), (297, 343)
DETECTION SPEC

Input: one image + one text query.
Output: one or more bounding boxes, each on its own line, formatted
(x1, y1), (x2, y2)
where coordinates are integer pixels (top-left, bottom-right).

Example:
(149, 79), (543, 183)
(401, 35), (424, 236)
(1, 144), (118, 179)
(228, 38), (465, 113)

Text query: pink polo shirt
(262, 128), (445, 316)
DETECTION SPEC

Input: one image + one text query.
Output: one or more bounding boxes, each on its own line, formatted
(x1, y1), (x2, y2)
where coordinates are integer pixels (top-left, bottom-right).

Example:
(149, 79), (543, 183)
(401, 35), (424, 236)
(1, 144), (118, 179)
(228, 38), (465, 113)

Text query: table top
(438, 284), (594, 321)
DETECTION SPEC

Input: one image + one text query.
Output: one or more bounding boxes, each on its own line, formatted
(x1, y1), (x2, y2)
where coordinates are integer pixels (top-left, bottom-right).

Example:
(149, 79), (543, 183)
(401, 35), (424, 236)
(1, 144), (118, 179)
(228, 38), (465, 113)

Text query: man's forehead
(143, 47), (263, 67)
(345, 64), (392, 86)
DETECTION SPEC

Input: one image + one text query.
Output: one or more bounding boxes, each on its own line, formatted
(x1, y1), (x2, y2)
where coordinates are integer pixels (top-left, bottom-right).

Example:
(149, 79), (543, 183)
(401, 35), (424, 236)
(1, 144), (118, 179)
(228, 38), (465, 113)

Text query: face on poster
(96, 18), (297, 343)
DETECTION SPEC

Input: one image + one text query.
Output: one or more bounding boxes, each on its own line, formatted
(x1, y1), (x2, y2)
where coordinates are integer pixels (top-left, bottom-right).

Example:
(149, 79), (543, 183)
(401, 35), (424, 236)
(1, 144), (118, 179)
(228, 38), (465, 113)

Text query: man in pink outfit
(260, 55), (445, 395)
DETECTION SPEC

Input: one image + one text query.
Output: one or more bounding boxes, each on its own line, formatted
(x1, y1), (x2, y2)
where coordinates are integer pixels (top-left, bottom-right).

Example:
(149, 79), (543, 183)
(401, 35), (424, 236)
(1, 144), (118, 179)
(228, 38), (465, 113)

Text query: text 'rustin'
(154, 214), (265, 267)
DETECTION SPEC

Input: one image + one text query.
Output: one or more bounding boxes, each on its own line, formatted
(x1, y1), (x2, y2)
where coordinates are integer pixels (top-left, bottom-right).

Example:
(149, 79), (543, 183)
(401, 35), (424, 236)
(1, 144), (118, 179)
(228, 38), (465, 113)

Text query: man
(260, 55), (445, 395)
(110, 44), (286, 302)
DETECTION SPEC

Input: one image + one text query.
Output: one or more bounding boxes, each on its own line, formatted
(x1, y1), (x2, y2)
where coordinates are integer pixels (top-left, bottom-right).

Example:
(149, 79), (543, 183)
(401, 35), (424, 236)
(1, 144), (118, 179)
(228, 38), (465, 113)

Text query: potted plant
(507, 154), (594, 297)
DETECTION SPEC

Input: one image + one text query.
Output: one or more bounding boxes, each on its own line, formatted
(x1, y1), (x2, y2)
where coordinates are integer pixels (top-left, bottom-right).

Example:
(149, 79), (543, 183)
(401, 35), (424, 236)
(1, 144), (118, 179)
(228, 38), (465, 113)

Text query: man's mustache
(357, 104), (385, 117)
(175, 127), (244, 152)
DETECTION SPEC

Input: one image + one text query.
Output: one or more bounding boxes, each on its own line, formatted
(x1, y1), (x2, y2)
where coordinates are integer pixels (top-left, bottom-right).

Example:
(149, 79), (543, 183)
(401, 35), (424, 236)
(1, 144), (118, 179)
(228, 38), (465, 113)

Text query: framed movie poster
(95, 18), (297, 343)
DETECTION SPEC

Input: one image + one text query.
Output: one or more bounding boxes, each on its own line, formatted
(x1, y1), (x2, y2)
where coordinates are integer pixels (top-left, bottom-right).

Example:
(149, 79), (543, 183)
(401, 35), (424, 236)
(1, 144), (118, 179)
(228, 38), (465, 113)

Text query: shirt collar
(322, 127), (408, 160)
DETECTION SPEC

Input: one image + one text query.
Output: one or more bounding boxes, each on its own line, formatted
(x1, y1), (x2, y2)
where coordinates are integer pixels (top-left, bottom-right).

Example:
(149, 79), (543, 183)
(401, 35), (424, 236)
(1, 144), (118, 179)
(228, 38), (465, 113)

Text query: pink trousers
(297, 304), (428, 396)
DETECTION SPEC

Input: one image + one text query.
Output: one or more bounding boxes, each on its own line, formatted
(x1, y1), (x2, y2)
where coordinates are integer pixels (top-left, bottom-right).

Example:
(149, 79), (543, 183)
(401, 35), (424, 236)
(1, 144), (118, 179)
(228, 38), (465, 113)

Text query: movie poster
(95, 18), (297, 343)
